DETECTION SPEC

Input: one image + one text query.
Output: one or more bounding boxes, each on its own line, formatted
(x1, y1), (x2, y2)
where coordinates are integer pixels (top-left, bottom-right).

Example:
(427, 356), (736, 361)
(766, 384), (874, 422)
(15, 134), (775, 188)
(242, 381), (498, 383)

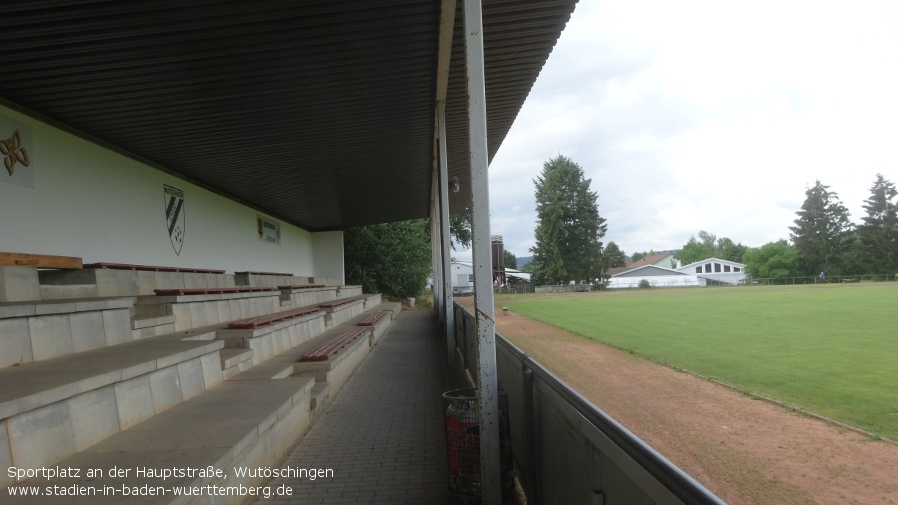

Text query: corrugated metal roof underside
(0, 0), (578, 231)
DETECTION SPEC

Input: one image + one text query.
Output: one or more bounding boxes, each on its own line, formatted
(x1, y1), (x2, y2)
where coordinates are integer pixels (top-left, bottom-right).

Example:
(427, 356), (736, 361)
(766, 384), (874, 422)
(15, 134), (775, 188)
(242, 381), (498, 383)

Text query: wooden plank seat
(227, 305), (321, 329)
(278, 284), (327, 289)
(357, 310), (389, 326)
(235, 270), (294, 276)
(1, 251), (83, 269)
(84, 262), (225, 274)
(319, 296), (361, 309)
(300, 326), (368, 361)
(154, 286), (276, 296)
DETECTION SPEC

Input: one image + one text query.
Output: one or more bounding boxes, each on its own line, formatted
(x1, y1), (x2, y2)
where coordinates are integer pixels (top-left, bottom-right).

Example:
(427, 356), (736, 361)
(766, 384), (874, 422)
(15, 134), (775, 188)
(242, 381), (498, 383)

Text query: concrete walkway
(257, 310), (452, 504)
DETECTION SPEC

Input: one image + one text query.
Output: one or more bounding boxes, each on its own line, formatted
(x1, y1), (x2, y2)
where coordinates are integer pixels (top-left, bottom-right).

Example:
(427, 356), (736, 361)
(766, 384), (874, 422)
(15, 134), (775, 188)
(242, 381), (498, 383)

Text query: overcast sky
(456, 0), (898, 261)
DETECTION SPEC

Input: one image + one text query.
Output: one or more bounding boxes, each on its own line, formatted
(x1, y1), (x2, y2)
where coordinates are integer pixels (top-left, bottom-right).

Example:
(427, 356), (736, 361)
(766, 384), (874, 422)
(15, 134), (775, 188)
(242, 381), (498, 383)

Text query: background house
(608, 257), (746, 289)
(429, 260), (531, 294)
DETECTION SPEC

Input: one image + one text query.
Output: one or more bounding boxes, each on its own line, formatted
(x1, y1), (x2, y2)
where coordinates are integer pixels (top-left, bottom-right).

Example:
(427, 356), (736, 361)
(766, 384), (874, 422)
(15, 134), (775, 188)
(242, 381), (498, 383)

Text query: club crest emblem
(1, 129), (29, 176)
(163, 185), (185, 255)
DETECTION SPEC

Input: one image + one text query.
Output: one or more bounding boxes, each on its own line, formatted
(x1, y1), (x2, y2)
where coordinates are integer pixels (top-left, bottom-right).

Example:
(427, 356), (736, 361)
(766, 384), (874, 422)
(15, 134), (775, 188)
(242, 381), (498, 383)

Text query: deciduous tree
(530, 155), (607, 285)
(344, 220), (431, 300)
(742, 240), (800, 279)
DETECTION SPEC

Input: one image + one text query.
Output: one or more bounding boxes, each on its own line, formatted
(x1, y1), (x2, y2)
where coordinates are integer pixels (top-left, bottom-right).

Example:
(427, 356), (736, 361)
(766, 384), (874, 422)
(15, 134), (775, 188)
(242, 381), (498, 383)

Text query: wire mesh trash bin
(442, 388), (514, 501)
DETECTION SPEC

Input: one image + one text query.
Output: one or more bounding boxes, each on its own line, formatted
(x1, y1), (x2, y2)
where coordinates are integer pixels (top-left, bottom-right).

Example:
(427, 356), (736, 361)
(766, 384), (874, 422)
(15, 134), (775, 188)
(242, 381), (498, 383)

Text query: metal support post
(437, 102), (455, 365)
(463, 0), (501, 502)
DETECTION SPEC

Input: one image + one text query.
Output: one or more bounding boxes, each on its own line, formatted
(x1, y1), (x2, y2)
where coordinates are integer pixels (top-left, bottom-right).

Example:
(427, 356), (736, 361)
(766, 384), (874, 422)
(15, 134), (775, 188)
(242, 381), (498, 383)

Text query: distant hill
(515, 256), (533, 270)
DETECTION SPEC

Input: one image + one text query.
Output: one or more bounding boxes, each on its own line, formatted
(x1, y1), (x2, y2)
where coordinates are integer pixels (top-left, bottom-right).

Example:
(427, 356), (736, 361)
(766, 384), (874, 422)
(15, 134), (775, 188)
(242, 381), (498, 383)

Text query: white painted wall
(0, 105), (340, 276)
(607, 275), (702, 289)
(312, 231), (345, 284)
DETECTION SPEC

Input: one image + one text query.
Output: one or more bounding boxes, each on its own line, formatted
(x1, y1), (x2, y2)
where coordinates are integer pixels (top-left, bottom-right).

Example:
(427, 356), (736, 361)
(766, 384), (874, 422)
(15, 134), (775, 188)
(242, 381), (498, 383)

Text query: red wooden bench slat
(357, 311), (389, 326)
(300, 327), (368, 362)
(154, 287), (277, 296)
(228, 306), (321, 329)
(84, 262), (225, 274)
(235, 271), (294, 276)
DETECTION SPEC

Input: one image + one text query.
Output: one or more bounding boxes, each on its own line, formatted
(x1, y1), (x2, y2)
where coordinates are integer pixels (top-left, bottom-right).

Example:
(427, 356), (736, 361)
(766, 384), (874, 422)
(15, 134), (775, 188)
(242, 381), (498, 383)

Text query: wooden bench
(84, 262), (225, 274)
(842, 278), (857, 283)
(278, 284), (326, 289)
(357, 311), (389, 326)
(235, 271), (294, 276)
(154, 286), (276, 296)
(300, 326), (368, 361)
(227, 306), (321, 329)
(319, 296), (360, 309)
(1, 251), (83, 269)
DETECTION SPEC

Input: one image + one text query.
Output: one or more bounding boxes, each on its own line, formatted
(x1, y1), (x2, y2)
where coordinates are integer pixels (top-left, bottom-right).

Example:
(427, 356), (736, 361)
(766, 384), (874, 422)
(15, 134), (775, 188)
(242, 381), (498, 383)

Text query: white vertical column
(437, 102), (455, 365)
(463, 0), (501, 503)
(430, 175), (443, 320)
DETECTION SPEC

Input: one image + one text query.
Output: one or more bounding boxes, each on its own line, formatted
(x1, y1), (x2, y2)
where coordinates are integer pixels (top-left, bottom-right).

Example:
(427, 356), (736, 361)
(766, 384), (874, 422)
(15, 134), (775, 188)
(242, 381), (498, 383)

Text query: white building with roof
(608, 258), (746, 289)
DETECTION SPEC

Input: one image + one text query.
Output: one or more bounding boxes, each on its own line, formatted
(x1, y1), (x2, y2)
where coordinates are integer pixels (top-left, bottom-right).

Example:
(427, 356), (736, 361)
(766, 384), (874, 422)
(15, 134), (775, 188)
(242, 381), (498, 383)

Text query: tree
(675, 231), (747, 265)
(448, 207), (472, 250)
(675, 233), (714, 265)
(742, 240), (800, 279)
(503, 250), (517, 270)
(630, 251), (646, 262)
(602, 242), (627, 270)
(856, 174), (898, 274)
(718, 237), (748, 263)
(344, 220), (431, 299)
(789, 180), (853, 276)
(530, 155), (607, 285)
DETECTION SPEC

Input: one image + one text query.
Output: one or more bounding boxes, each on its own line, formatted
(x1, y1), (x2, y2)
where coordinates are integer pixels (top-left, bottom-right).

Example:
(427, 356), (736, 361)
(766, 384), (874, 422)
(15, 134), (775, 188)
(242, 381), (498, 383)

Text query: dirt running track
(458, 298), (898, 505)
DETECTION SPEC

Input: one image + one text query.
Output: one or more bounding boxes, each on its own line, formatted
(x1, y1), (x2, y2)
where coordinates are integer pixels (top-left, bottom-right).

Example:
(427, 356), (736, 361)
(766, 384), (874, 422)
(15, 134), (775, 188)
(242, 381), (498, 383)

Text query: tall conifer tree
(857, 174), (898, 274)
(530, 155), (607, 285)
(789, 180), (852, 276)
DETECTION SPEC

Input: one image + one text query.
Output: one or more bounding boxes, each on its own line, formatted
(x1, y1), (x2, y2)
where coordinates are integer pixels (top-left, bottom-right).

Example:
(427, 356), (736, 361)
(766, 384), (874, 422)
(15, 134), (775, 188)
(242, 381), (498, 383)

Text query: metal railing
(453, 304), (727, 505)
(746, 274), (897, 285)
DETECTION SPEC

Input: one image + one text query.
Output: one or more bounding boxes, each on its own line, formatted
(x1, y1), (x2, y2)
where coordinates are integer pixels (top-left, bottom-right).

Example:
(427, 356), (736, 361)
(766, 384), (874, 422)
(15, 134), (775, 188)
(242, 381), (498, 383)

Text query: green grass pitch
(503, 283), (898, 440)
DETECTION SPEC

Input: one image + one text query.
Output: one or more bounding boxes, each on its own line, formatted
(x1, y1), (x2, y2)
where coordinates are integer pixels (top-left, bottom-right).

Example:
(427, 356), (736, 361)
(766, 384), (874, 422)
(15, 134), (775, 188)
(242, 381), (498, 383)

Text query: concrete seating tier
(227, 305), (321, 329)
(38, 265), (236, 299)
(318, 296), (366, 328)
(216, 310), (327, 367)
(362, 302), (400, 346)
(300, 326), (369, 361)
(279, 285), (337, 307)
(0, 337), (225, 488)
(0, 298), (135, 367)
(1, 268), (393, 499)
(140, 290), (284, 332)
(357, 292), (383, 309)
(84, 262), (226, 274)
(336, 285), (363, 298)
(9, 377), (315, 504)
(291, 324), (373, 404)
(235, 271), (304, 289)
(357, 310), (388, 326)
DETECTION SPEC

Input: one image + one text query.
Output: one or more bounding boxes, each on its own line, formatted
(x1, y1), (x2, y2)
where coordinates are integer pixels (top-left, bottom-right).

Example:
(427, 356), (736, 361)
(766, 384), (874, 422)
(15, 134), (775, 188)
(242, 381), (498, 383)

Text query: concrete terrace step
(219, 348), (255, 379)
(0, 337), (224, 422)
(9, 377), (315, 504)
(0, 297), (136, 368)
(216, 311), (326, 367)
(0, 337), (225, 488)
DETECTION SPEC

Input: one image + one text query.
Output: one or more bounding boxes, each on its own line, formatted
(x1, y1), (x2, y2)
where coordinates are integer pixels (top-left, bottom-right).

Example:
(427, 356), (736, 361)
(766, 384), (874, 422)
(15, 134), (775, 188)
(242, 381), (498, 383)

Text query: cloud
(464, 0), (898, 262)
